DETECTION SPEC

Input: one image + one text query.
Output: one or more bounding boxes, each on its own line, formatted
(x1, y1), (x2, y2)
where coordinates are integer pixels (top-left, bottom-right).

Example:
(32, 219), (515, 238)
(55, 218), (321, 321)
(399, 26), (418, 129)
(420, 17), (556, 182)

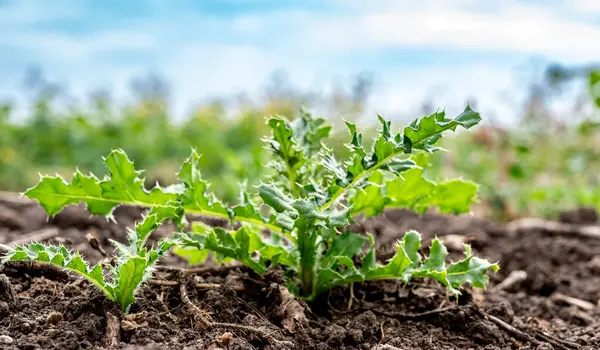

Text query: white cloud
(268, 1), (600, 62)
(569, 0), (600, 13)
(356, 12), (600, 60)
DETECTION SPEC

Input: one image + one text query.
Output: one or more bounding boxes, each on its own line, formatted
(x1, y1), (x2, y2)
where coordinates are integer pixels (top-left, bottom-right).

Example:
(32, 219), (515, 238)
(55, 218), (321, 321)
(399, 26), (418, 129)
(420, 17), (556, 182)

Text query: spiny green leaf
(26, 148), (281, 236)
(322, 230), (367, 265)
(108, 256), (149, 312)
(231, 190), (266, 223)
(292, 110), (331, 158)
(385, 168), (435, 213)
(321, 107), (480, 210)
(366, 231), (422, 283)
(176, 224), (295, 274)
(258, 183), (296, 214)
(1, 243), (114, 301)
(315, 231), (498, 299)
(445, 244), (500, 291)
(177, 151), (230, 217)
(402, 105), (481, 153)
(24, 150), (176, 216)
(421, 238), (447, 272)
(431, 180), (478, 214)
(265, 112), (331, 196)
(172, 246), (210, 265)
(384, 168), (478, 215)
(349, 171), (388, 216)
(128, 203), (184, 252)
(178, 151), (283, 234)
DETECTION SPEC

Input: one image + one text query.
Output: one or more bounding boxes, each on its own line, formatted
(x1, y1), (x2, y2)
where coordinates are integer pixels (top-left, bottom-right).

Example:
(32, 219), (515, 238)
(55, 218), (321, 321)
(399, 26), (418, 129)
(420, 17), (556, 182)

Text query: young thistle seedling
(1, 204), (181, 312)
(1, 106), (499, 311)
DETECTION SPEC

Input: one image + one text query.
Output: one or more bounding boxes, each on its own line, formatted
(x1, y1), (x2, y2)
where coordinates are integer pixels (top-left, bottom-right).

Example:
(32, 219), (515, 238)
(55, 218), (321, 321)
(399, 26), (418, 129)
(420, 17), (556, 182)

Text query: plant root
(103, 311), (121, 349)
(156, 264), (244, 276)
(275, 284), (309, 334)
(149, 278), (245, 291)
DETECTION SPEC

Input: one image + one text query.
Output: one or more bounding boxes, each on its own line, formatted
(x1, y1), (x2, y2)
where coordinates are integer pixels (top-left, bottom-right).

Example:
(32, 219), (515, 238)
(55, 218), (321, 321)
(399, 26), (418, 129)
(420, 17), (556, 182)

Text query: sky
(1, 0), (600, 124)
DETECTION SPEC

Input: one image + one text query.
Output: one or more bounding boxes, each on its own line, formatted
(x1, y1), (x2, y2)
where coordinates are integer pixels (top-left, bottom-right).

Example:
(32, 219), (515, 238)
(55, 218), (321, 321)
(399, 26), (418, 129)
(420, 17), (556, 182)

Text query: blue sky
(1, 0), (600, 123)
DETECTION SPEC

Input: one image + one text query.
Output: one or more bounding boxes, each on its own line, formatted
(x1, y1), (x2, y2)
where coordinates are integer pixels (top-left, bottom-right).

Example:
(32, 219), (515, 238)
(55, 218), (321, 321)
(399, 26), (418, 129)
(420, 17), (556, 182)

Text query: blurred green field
(1, 66), (599, 221)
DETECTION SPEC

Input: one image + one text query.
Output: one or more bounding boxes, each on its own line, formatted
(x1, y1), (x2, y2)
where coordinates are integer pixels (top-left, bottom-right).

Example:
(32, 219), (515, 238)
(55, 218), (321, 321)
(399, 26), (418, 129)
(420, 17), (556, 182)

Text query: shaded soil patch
(0, 195), (598, 349)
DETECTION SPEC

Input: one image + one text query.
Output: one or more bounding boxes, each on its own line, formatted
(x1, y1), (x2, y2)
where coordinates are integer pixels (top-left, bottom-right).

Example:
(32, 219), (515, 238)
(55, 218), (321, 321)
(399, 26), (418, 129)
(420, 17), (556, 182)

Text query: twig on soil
(148, 278), (245, 291)
(506, 217), (600, 239)
(531, 329), (581, 349)
(178, 278), (293, 347)
(535, 330), (580, 349)
(378, 320), (385, 346)
(5, 228), (60, 247)
(85, 231), (108, 257)
(104, 312), (121, 349)
(476, 308), (578, 349)
(550, 292), (596, 311)
(178, 279), (213, 328)
(371, 345), (404, 350)
(474, 308), (541, 346)
(492, 270), (527, 292)
(156, 264), (243, 276)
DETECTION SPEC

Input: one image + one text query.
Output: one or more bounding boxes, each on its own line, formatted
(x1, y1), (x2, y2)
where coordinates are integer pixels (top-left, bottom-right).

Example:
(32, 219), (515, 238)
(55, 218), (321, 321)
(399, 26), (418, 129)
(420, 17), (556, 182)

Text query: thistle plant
(1, 106), (499, 311)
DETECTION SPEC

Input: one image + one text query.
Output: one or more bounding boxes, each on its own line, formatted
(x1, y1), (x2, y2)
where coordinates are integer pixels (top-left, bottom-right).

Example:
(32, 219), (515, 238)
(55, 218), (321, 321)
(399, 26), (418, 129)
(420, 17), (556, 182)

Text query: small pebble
(46, 311), (63, 325)
(0, 301), (9, 317)
(20, 322), (32, 334)
(216, 332), (233, 347)
(588, 256), (600, 273)
(0, 335), (13, 344)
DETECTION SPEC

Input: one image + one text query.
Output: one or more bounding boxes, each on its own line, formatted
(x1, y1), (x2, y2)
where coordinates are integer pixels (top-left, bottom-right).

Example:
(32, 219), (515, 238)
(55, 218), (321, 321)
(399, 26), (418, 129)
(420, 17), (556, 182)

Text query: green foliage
(1, 215), (176, 312)
(589, 69), (600, 108)
(1, 243), (111, 297)
(2, 106), (499, 308)
(314, 231), (498, 296)
(246, 106), (496, 298)
(176, 223), (295, 274)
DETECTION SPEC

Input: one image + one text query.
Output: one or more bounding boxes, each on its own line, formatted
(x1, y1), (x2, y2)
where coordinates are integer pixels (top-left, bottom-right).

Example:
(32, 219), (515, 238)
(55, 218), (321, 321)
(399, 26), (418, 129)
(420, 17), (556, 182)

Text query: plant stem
(297, 227), (317, 298)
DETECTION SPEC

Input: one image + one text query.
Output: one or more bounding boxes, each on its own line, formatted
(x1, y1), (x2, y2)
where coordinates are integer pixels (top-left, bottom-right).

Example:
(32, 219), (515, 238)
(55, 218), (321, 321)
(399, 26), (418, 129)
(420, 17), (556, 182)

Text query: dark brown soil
(0, 195), (599, 349)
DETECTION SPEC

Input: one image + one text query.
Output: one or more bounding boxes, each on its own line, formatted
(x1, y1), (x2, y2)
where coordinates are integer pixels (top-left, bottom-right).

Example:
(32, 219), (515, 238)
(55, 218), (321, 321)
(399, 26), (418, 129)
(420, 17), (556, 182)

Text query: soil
(0, 195), (599, 350)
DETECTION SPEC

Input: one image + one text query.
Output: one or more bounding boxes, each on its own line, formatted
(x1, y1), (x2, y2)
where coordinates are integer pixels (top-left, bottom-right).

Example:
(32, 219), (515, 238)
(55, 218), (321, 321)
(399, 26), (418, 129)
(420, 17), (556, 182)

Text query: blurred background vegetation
(1, 62), (599, 221)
